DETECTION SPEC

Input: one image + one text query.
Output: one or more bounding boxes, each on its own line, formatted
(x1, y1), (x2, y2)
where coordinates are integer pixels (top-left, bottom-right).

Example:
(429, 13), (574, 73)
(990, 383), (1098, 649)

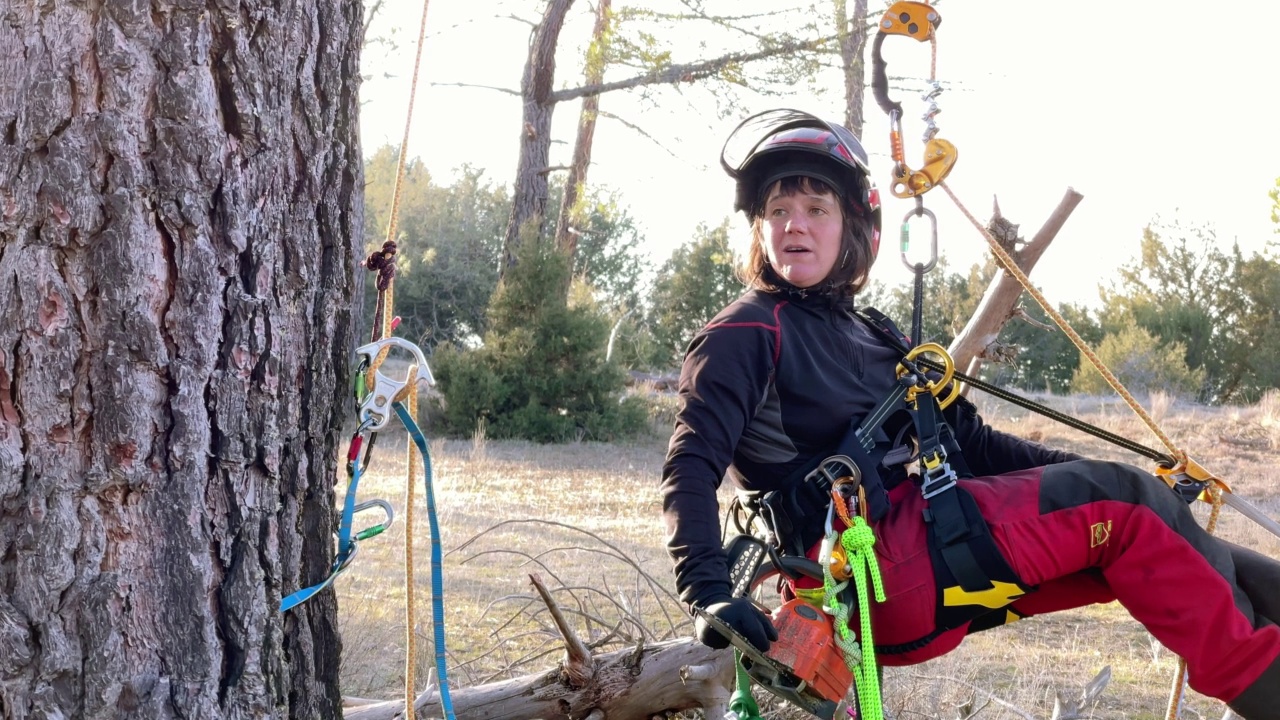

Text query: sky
(359, 0), (1280, 308)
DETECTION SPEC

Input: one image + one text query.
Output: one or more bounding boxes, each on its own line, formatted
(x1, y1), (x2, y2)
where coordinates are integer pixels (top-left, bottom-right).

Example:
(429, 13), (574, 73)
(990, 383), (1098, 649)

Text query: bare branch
(530, 573), (597, 688)
(539, 165), (572, 175)
(429, 81), (521, 97)
(598, 110), (683, 160)
(551, 34), (837, 102)
(1012, 306), (1056, 331)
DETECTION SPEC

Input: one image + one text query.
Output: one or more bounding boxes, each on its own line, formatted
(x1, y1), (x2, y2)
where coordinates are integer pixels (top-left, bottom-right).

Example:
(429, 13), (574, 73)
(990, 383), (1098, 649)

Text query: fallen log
(345, 574), (734, 720)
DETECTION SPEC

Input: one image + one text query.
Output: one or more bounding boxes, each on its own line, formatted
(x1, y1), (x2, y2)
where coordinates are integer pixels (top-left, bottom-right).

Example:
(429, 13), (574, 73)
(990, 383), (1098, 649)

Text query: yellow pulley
(872, 1), (958, 199)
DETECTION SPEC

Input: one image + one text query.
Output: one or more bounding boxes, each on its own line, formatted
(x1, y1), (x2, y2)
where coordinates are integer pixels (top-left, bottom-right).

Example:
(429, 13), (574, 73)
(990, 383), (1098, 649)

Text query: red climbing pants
(803, 459), (1280, 714)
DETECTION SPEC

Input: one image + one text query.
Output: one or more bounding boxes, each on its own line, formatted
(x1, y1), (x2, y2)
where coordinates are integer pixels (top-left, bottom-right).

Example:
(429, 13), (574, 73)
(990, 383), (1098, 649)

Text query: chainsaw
(698, 534), (855, 719)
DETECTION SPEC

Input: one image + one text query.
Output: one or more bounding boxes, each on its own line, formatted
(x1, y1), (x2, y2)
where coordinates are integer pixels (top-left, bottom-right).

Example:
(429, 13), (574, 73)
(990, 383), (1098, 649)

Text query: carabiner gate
(900, 204), (939, 274)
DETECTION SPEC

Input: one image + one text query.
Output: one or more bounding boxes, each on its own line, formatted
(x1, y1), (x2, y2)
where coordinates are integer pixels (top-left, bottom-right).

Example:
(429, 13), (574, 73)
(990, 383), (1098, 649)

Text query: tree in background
(364, 147), (509, 348)
(642, 220), (744, 368)
(363, 147), (648, 348)
(1097, 222), (1251, 403)
(860, 256), (994, 347)
(431, 239), (647, 442)
(981, 302), (1102, 394)
(1072, 320), (1205, 399)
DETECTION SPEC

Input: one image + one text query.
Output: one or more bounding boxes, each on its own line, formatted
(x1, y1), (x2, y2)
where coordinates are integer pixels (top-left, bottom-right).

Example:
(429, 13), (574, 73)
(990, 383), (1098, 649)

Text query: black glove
(694, 597), (778, 651)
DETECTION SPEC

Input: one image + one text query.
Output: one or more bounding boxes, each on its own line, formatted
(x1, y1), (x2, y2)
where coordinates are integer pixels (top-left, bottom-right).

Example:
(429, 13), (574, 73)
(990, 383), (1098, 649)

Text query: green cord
(728, 650), (765, 720)
(822, 516), (888, 720)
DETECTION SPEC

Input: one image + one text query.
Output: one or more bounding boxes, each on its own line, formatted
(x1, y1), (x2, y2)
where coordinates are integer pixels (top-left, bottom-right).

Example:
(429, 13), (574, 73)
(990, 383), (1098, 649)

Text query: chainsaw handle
(750, 556), (825, 592)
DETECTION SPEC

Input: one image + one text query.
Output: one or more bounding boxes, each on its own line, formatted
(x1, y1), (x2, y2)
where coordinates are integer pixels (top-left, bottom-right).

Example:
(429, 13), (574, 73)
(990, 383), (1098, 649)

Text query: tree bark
(553, 0), (612, 268)
(502, 0), (576, 273)
(0, 1), (362, 717)
(947, 189), (1084, 377)
(833, 0), (871, 138)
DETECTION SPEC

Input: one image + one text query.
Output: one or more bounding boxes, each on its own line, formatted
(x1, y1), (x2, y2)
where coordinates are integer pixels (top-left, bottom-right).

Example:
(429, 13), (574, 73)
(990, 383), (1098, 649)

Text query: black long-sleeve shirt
(661, 289), (1079, 609)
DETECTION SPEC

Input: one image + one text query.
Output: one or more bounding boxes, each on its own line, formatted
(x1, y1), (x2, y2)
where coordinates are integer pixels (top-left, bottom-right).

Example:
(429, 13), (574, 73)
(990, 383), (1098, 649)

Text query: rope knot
(363, 241), (399, 291)
(841, 521), (876, 554)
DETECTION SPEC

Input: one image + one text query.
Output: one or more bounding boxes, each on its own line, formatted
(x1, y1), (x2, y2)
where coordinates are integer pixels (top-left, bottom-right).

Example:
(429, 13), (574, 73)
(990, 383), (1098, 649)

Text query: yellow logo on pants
(1090, 520), (1112, 548)
(942, 580), (1025, 609)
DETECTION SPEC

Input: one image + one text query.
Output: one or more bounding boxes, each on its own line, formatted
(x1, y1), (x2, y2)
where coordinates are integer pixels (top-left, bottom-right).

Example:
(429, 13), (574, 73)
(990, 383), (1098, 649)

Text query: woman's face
(760, 181), (844, 289)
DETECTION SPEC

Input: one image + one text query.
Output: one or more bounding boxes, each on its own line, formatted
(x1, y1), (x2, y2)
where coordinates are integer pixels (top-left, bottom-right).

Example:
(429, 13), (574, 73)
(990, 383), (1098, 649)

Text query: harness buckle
(355, 337), (435, 430)
(920, 451), (957, 499)
(805, 455), (863, 490)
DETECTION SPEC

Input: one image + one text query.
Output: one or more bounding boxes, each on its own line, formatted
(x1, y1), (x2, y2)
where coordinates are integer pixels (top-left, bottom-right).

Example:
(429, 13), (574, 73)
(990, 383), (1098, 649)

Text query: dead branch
(429, 81), (522, 97)
(948, 187), (1084, 379)
(550, 34), (838, 102)
(1012, 306), (1056, 331)
(342, 638), (734, 720)
(530, 573), (597, 688)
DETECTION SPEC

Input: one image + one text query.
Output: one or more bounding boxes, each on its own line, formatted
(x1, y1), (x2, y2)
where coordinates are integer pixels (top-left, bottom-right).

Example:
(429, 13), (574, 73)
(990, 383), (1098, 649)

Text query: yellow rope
(404, 375), (421, 714)
(368, 0), (434, 385)
(362, 0), (435, 711)
(936, 180), (1186, 464)
(934, 180), (1243, 719)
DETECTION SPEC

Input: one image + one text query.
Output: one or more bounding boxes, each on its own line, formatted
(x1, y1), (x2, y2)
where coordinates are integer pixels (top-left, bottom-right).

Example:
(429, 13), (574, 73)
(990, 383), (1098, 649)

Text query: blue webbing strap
(280, 441), (366, 612)
(393, 401), (455, 720)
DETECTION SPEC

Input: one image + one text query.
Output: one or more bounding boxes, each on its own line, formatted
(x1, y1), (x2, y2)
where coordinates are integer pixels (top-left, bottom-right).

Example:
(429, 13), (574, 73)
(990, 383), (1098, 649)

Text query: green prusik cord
(823, 517), (888, 720)
(728, 650), (764, 720)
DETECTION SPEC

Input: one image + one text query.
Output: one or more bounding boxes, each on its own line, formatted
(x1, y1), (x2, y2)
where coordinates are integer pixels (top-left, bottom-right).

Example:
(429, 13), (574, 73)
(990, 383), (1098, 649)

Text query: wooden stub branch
(342, 638), (734, 720)
(529, 572), (597, 688)
(948, 188), (1084, 378)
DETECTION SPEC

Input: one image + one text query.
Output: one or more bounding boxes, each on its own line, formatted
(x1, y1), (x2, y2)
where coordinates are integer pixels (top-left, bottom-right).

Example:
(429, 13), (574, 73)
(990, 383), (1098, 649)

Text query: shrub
(432, 240), (647, 443)
(1071, 320), (1205, 400)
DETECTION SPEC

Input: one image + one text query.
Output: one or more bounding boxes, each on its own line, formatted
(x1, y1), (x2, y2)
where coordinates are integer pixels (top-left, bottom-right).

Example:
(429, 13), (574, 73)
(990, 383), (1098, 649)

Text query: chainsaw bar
(694, 608), (838, 720)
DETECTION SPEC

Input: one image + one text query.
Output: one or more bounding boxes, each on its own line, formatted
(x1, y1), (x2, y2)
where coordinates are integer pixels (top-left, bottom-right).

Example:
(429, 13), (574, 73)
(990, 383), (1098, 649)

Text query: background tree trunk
(553, 0), (612, 268)
(834, 0), (870, 137)
(502, 0), (576, 273)
(0, 1), (363, 717)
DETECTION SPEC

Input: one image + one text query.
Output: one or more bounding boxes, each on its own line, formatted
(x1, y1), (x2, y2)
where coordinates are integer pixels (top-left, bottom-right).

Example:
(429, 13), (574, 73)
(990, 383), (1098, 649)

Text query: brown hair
(736, 175), (875, 298)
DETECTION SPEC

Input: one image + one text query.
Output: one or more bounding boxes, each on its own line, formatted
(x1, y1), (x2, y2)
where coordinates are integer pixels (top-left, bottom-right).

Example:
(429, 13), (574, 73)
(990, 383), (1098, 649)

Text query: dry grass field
(332, 389), (1280, 719)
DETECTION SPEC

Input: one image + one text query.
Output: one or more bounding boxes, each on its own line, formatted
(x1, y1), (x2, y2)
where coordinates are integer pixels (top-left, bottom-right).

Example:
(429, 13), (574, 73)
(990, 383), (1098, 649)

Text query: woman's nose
(785, 217), (803, 233)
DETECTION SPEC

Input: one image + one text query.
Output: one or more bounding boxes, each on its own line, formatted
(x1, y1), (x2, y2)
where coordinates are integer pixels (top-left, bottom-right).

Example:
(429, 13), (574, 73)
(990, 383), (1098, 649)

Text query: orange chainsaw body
(765, 598), (853, 704)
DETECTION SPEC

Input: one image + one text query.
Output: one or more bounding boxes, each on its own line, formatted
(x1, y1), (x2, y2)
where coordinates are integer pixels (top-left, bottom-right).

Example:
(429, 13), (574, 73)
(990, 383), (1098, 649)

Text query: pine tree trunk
(834, 0), (870, 138)
(501, 0), (575, 273)
(553, 0), (611, 266)
(0, 2), (362, 717)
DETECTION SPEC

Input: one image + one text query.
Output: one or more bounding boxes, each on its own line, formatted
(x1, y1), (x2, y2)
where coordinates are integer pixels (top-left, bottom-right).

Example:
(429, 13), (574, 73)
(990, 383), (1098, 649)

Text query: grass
(332, 393), (1280, 718)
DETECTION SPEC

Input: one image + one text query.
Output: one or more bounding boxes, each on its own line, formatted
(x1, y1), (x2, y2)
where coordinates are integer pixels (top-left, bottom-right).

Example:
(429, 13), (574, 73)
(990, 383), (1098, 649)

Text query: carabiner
(352, 498), (395, 541)
(900, 204), (939, 274)
(354, 336), (435, 430)
(897, 341), (960, 409)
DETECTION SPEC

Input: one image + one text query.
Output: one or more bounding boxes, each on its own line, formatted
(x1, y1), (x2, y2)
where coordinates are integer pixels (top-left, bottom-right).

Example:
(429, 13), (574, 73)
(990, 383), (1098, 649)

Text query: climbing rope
(820, 486), (887, 720)
(364, 0), (441, 714)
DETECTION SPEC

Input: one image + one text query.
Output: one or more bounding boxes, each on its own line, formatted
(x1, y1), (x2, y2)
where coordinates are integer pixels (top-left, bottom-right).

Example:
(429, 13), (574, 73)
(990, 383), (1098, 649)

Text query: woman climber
(660, 108), (1280, 718)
